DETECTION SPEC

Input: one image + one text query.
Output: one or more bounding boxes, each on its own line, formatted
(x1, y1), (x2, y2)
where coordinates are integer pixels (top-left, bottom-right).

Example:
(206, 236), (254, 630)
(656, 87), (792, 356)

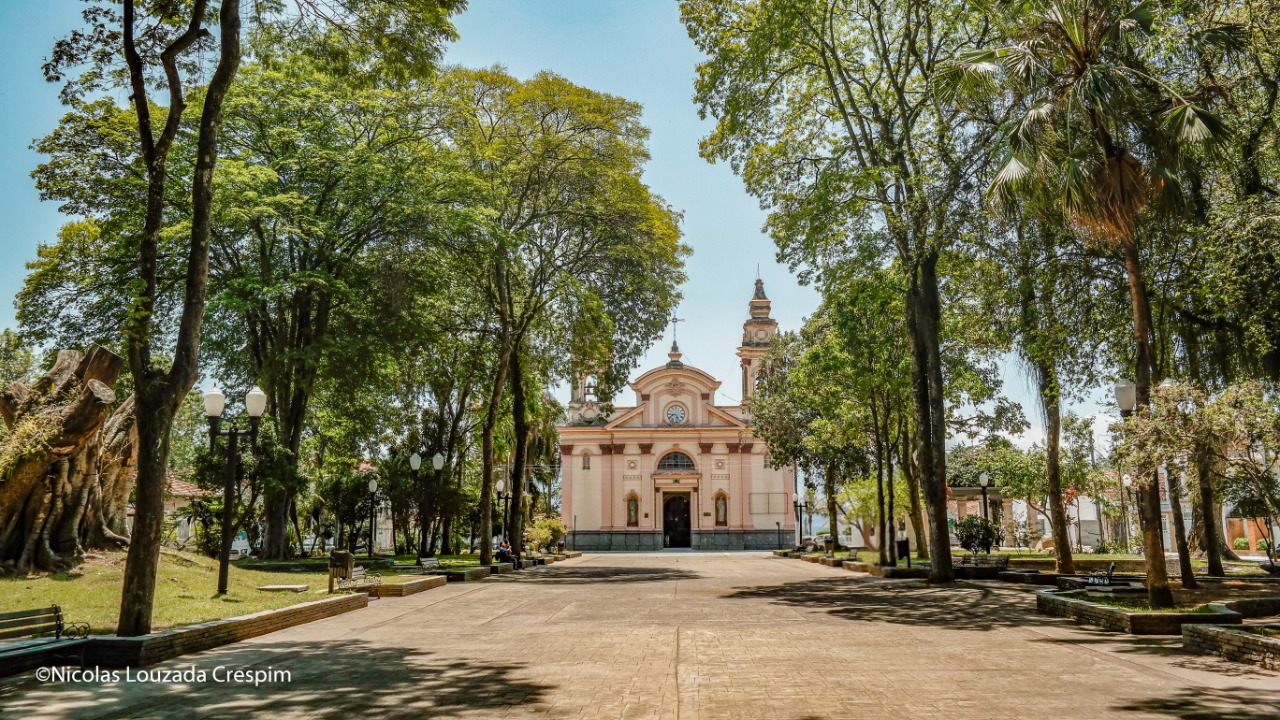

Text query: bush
(956, 515), (999, 555)
(1234, 537), (1250, 551)
(527, 516), (567, 553)
(1259, 537), (1271, 552)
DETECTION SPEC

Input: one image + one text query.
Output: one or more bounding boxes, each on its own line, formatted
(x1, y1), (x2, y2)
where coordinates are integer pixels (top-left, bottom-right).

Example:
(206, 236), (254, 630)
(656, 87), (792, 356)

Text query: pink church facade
(559, 281), (797, 551)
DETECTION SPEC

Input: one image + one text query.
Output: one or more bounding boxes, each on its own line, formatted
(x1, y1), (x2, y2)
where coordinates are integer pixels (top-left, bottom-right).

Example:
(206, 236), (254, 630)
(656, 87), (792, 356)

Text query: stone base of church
(566, 530), (788, 551)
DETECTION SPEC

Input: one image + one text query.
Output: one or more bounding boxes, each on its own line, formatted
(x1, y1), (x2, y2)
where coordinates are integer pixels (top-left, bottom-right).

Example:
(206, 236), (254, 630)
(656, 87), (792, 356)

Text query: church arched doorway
(663, 494), (691, 548)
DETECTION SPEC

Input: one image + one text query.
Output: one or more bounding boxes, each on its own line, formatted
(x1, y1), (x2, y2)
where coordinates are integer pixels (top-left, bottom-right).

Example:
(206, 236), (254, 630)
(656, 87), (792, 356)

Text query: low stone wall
(1222, 597), (1280, 618)
(443, 567), (492, 582)
(1036, 589), (1242, 635)
(1010, 558), (1177, 574)
(370, 576), (447, 597)
(1184, 624), (1280, 670)
(488, 563), (515, 575)
(83, 594), (368, 668)
(841, 561), (929, 579)
(998, 570), (1059, 586)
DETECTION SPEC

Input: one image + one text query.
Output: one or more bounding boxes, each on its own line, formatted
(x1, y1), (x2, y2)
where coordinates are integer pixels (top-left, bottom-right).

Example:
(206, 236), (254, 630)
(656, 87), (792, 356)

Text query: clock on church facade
(559, 279), (797, 551)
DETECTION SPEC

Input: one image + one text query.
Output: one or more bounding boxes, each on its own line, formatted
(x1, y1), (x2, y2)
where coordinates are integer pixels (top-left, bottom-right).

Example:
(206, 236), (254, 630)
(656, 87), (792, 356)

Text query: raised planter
(443, 566), (492, 582)
(1037, 589), (1242, 635)
(489, 562), (515, 575)
(1010, 558), (1176, 574)
(1184, 623), (1280, 670)
(369, 576), (447, 597)
(802, 554), (823, 564)
(563, 551), (583, 559)
(818, 556), (844, 567)
(82, 594), (368, 668)
(772, 549), (792, 557)
(998, 570), (1059, 586)
(842, 561), (929, 579)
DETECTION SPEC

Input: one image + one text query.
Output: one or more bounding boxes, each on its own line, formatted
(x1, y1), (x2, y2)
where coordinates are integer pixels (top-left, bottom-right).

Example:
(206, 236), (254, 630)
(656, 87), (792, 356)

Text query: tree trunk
(479, 324), (512, 566)
(1037, 362), (1075, 574)
(897, 422), (928, 560)
(909, 250), (953, 582)
(1122, 242), (1174, 609)
(510, 346), (531, 565)
(0, 347), (135, 574)
(1166, 464), (1198, 588)
(824, 460), (840, 554)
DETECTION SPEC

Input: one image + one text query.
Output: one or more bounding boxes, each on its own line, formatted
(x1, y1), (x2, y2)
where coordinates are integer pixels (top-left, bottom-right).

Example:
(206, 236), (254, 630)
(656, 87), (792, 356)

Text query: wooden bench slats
(0, 613), (58, 632)
(0, 623), (60, 641)
(0, 607), (57, 623)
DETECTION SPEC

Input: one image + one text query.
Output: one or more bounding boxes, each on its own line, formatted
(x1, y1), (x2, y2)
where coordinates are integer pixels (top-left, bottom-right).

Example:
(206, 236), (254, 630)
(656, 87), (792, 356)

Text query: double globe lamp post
(408, 451), (446, 555)
(203, 385), (267, 595)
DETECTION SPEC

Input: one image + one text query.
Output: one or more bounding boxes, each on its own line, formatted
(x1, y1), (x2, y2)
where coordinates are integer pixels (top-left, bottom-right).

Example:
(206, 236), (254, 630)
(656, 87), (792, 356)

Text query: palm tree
(941, 0), (1234, 608)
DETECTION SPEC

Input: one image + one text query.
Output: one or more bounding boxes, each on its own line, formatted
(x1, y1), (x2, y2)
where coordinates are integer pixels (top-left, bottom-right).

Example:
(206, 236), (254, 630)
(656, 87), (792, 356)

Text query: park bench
(390, 557), (442, 575)
(1086, 561), (1117, 586)
(958, 554), (1010, 570)
(336, 566), (382, 592)
(0, 606), (89, 672)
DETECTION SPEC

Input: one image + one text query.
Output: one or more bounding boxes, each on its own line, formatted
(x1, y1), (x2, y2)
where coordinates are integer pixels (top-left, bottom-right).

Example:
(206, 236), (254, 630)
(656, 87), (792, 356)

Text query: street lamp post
(204, 385), (266, 595)
(791, 492), (808, 550)
(978, 472), (990, 521)
(496, 478), (511, 543)
(410, 451), (448, 554)
(367, 477), (379, 559)
(1116, 380), (1137, 553)
(1122, 473), (1136, 552)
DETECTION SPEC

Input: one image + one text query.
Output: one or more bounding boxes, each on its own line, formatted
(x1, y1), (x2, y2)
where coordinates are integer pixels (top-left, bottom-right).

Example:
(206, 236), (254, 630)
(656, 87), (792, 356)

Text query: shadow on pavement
(1114, 686), (1280, 718)
(493, 566), (700, 584)
(0, 640), (552, 719)
(723, 576), (1055, 631)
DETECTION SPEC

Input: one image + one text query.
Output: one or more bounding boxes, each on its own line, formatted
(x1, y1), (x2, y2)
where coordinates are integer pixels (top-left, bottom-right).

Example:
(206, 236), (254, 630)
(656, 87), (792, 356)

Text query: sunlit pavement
(3, 552), (1280, 719)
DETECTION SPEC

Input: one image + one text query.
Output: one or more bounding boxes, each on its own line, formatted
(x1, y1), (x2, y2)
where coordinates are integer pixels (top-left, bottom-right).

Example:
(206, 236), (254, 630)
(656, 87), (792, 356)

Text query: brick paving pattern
(3, 552), (1280, 718)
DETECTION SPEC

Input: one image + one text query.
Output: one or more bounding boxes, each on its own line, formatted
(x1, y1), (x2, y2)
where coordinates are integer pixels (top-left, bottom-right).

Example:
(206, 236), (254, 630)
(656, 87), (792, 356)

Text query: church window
(714, 493), (728, 527)
(657, 451), (695, 472)
(626, 494), (640, 527)
(582, 452), (591, 470)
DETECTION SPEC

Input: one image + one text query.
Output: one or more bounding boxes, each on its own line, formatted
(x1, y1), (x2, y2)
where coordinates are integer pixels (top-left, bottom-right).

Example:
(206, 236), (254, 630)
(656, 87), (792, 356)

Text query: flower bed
(1036, 589), (1242, 635)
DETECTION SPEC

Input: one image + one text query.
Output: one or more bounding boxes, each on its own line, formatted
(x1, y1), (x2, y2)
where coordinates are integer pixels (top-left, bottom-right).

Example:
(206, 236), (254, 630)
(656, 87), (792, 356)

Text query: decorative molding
(715, 459), (725, 469)
(627, 460), (637, 469)
(623, 475), (642, 482)
(701, 393), (710, 401)
(740, 443), (754, 453)
(665, 378), (687, 394)
(600, 444), (614, 455)
(610, 443), (626, 454)
(641, 393), (650, 401)
(559, 444), (573, 456)
(711, 474), (730, 481)
(726, 443), (741, 454)
(638, 443), (653, 454)
(698, 442), (713, 454)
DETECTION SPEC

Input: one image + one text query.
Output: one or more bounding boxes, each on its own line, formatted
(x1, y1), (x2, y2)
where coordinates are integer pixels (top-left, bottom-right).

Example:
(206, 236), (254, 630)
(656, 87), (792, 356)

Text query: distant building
(558, 280), (797, 550)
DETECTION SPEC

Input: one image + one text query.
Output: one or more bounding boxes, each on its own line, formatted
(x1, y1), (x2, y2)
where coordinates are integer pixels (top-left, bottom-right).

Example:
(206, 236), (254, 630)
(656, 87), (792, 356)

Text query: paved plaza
(3, 553), (1280, 719)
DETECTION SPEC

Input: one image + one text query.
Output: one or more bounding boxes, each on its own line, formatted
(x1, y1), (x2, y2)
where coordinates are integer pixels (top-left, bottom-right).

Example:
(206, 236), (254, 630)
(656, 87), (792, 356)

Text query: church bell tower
(736, 278), (777, 408)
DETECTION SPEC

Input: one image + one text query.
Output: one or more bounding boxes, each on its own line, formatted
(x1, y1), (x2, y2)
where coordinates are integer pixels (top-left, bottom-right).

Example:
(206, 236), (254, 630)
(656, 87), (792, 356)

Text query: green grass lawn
(0, 549), (417, 635)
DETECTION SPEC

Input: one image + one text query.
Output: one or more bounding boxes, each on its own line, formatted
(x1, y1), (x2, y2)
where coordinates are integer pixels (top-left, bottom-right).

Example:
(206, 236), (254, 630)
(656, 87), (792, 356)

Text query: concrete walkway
(3, 553), (1280, 719)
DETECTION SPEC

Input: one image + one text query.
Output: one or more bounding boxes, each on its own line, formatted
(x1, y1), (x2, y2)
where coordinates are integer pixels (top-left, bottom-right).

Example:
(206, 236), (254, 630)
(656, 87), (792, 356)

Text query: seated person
(495, 541), (513, 563)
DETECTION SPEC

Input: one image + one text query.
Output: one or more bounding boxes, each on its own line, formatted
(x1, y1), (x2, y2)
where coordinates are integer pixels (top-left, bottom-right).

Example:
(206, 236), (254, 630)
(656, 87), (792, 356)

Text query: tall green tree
(38, 0), (461, 634)
(682, 0), (999, 581)
(945, 0), (1233, 607)
(432, 67), (687, 565)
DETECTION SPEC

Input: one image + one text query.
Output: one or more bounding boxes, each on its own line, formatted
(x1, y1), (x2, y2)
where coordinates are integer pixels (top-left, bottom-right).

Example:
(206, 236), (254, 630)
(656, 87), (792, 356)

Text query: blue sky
(0, 1), (1111, 445)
